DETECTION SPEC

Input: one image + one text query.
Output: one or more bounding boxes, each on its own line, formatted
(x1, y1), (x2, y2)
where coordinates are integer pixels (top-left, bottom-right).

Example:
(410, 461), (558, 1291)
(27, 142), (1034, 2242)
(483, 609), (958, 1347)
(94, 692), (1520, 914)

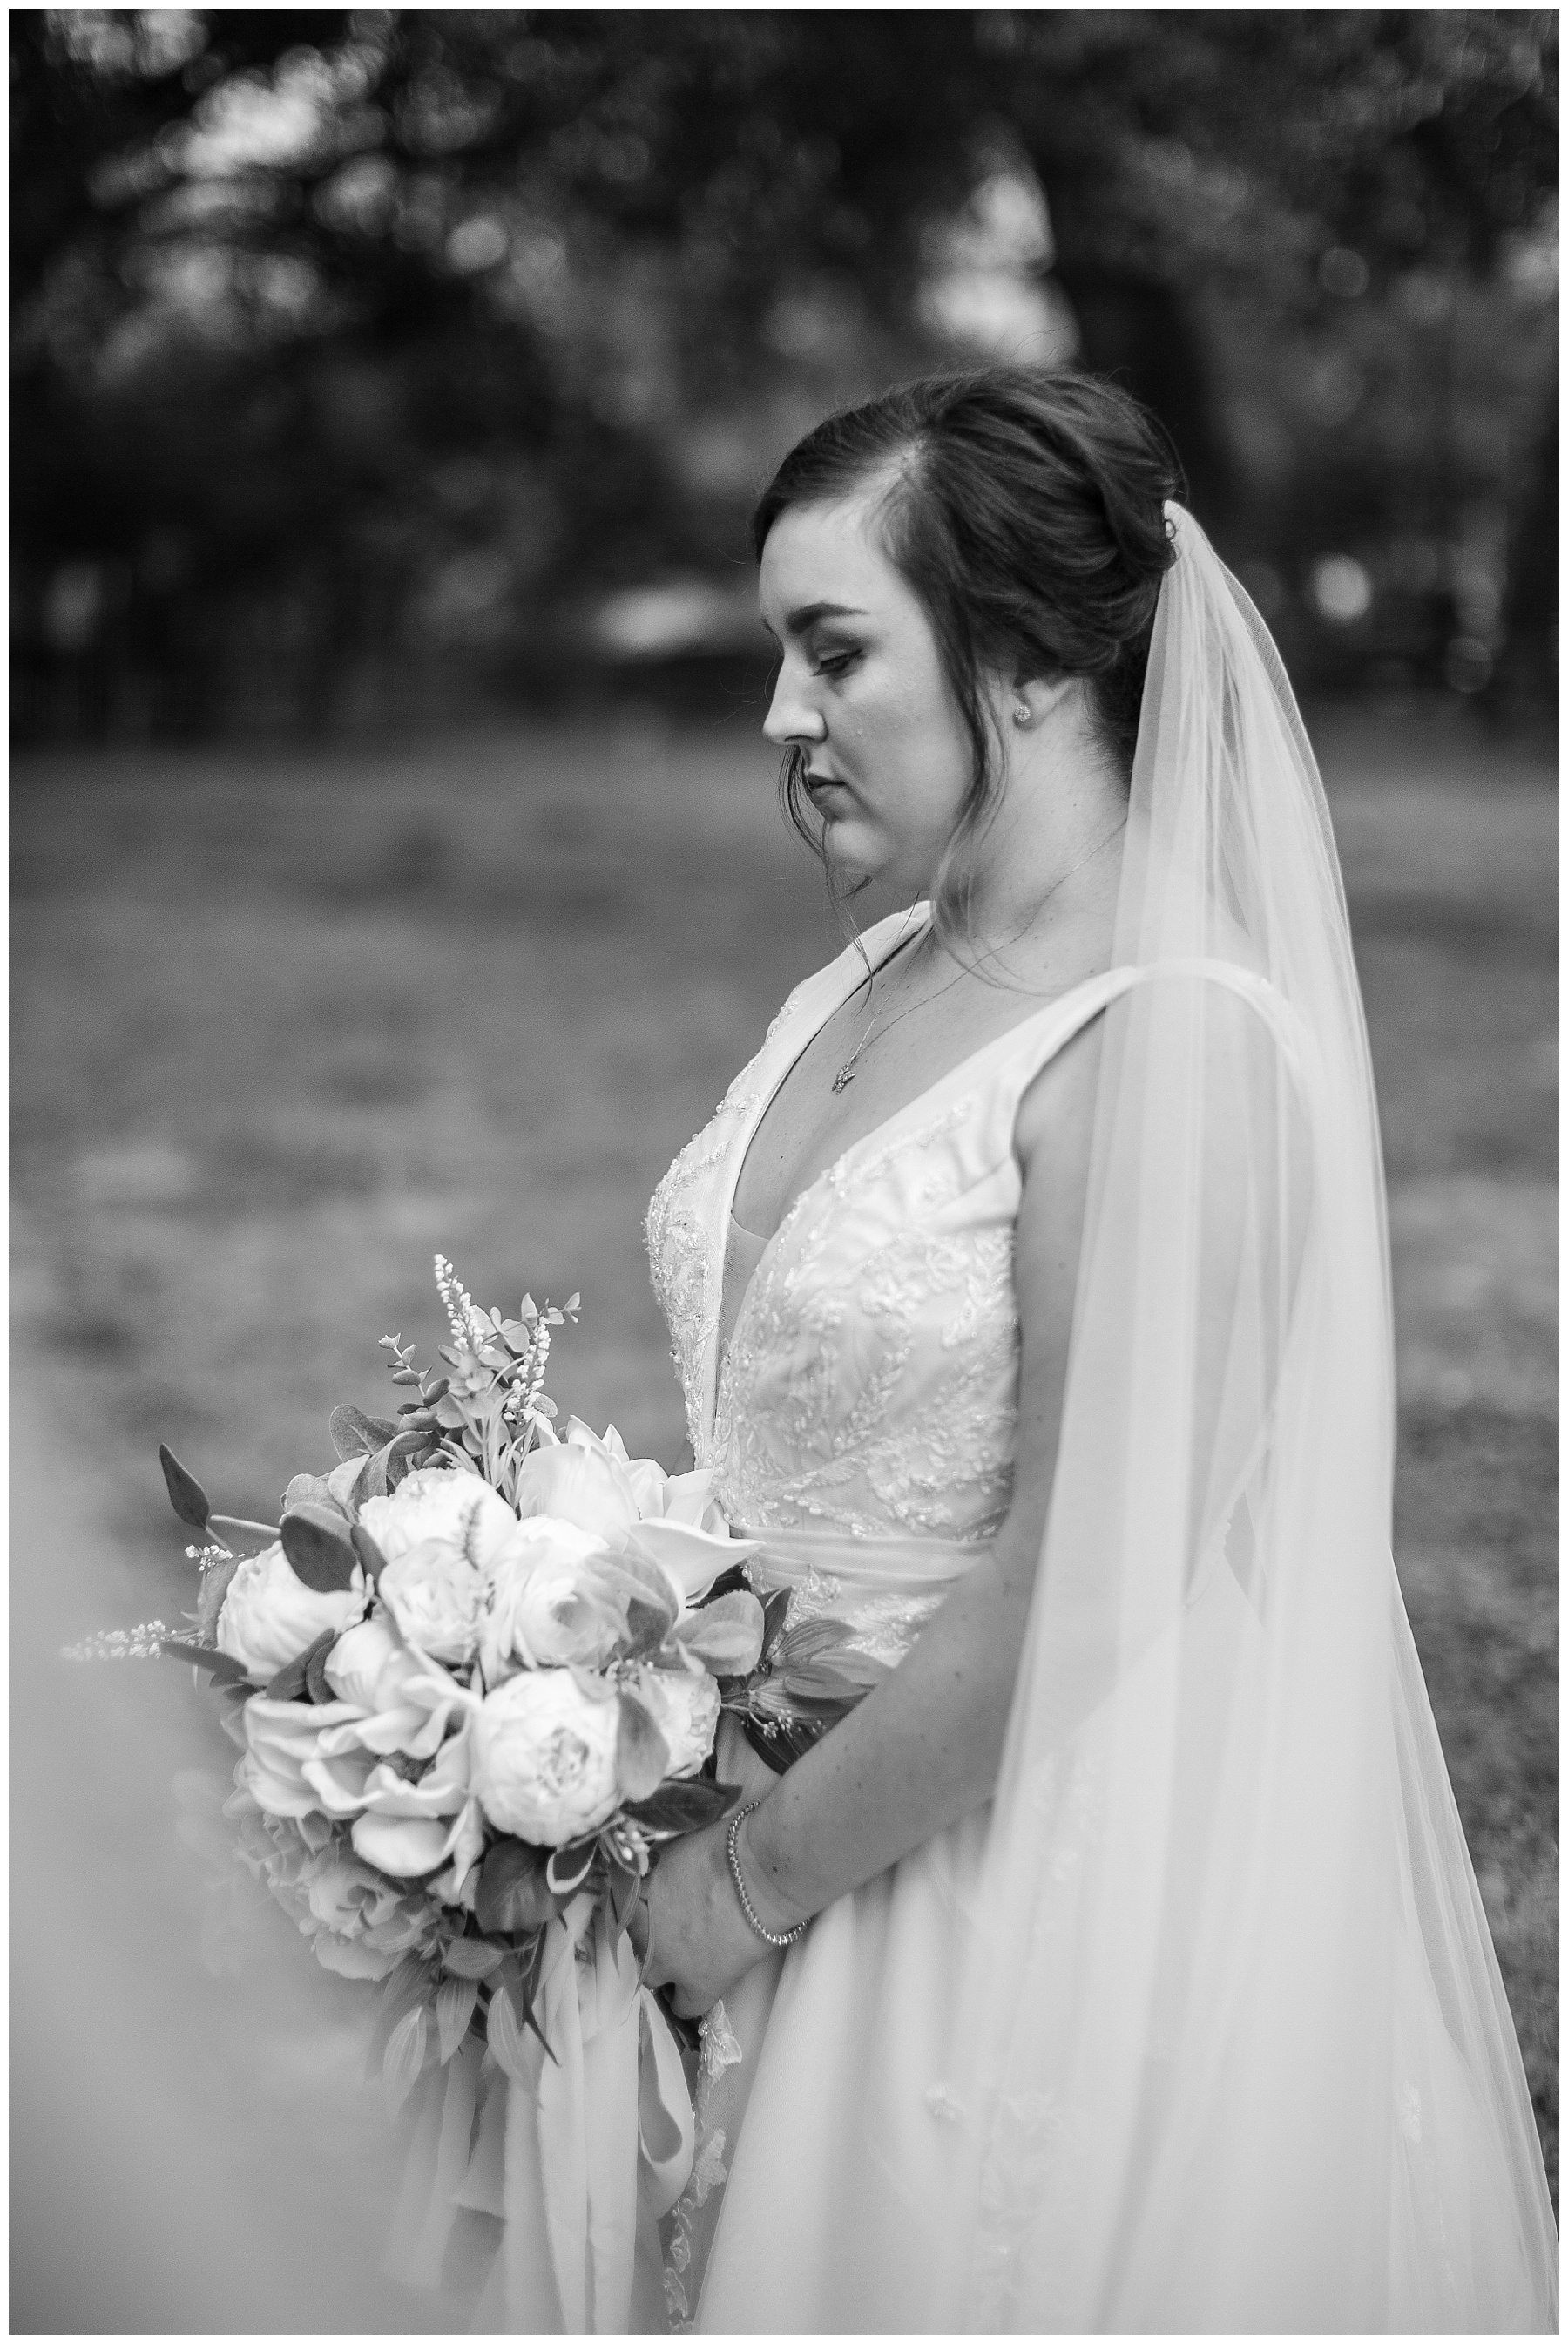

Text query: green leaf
(544, 1837), (598, 1898)
(616, 1694), (671, 1804)
(486, 1976), (532, 2084)
(367, 1954), (437, 2078)
(160, 1637), (253, 1688)
(279, 1506), (359, 1594)
(605, 1860), (643, 1937)
(264, 1626), (338, 1704)
(159, 1444), (210, 1532)
(328, 1403), (402, 1462)
(435, 1975), (479, 2063)
(475, 1839), (559, 1935)
(624, 1777), (743, 1837)
(441, 1936), (504, 1981)
(349, 1523), (389, 1585)
(674, 1590), (765, 1674)
(382, 2004), (429, 2115)
(281, 1470), (338, 1514)
(759, 1588), (793, 1661)
(433, 1968), (477, 2063)
(498, 1939), (555, 2059)
(304, 1632), (336, 1705)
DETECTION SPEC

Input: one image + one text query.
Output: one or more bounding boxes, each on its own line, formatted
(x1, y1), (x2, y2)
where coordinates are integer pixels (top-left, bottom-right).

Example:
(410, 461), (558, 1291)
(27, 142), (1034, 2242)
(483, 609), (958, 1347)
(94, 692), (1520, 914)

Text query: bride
(632, 366), (1556, 2331)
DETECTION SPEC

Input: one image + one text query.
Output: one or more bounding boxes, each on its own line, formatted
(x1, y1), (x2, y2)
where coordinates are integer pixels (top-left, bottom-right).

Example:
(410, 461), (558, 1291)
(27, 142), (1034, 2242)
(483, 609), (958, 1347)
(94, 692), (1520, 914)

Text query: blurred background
(10, 8), (1558, 2328)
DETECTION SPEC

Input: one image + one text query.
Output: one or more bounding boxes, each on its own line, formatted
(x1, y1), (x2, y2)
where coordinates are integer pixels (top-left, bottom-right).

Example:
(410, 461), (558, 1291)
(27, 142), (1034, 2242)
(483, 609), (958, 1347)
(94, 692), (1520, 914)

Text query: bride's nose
(762, 661), (828, 749)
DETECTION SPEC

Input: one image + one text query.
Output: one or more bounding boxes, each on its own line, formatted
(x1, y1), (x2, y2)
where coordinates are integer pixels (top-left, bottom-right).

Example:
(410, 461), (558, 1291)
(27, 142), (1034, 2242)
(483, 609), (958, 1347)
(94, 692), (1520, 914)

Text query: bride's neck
(944, 712), (1128, 952)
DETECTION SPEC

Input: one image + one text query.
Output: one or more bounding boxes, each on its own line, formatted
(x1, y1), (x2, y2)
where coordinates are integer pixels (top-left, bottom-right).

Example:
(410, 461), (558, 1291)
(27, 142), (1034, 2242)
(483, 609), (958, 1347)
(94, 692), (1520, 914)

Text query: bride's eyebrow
(788, 600), (866, 632)
(760, 600), (869, 647)
(759, 600), (868, 642)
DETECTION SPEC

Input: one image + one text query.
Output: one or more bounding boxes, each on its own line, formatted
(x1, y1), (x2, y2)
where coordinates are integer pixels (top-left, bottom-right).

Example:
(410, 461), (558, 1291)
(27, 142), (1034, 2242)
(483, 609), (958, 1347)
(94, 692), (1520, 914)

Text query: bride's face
(758, 492), (977, 891)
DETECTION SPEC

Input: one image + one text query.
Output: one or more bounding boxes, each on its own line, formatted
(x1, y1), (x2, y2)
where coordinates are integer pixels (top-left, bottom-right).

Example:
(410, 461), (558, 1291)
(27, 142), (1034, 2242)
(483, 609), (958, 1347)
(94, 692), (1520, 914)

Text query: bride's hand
(629, 1721), (791, 2017)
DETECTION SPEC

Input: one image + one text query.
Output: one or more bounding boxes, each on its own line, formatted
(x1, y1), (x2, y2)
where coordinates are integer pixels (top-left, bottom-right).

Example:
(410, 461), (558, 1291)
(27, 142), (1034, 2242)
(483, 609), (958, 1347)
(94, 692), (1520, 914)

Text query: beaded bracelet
(727, 1799), (808, 1948)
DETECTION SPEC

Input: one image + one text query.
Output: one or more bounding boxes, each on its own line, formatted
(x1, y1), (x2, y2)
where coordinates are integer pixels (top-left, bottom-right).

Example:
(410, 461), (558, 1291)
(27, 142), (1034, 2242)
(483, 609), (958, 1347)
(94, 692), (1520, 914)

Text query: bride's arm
(639, 1019), (1107, 2011)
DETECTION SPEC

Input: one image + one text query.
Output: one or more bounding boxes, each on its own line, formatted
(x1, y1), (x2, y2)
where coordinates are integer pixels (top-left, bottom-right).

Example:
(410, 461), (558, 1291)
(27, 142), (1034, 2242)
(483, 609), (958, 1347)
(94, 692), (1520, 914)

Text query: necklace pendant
(831, 1066), (855, 1094)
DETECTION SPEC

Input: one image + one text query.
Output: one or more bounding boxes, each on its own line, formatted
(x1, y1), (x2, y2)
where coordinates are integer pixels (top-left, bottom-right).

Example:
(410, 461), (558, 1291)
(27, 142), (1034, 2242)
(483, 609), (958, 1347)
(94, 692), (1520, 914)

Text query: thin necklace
(829, 815), (1128, 1094)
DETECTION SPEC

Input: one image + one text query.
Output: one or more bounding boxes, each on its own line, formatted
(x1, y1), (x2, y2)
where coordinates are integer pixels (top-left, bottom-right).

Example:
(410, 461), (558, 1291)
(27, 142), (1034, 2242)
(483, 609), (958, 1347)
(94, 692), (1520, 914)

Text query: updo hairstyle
(751, 366), (1183, 941)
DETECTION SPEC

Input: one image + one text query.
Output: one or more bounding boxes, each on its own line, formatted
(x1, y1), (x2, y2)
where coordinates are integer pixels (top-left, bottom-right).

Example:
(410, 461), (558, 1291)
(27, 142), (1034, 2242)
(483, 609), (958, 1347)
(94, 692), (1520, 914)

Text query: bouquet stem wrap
(388, 1895), (694, 2331)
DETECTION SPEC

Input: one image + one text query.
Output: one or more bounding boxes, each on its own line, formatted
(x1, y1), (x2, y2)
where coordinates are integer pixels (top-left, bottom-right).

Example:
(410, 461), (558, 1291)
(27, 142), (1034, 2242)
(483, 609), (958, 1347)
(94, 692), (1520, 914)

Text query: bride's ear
(1006, 673), (1077, 733)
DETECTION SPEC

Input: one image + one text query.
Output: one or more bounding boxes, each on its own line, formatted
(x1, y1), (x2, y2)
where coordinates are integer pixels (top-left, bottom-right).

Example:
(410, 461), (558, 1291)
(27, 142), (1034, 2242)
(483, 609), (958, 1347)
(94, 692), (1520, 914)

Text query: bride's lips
(803, 770), (848, 803)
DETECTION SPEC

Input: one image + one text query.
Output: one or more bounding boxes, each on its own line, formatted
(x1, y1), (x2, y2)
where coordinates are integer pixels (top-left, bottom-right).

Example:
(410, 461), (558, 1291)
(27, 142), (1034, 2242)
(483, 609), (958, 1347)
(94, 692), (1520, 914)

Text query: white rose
(294, 1843), (439, 1980)
(480, 1519), (625, 1678)
(470, 1670), (622, 1846)
(631, 1663), (721, 1778)
(216, 1542), (367, 1681)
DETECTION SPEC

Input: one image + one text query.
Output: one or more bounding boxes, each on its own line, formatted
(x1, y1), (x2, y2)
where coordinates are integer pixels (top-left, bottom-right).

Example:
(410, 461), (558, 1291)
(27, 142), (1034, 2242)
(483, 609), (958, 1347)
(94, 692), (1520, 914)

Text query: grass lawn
(11, 696), (1556, 2317)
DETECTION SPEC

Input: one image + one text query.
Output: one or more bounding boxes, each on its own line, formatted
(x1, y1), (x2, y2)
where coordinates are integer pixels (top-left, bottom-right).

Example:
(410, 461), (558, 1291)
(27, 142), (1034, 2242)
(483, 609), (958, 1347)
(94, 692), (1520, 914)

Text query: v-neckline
(706, 913), (1128, 1444)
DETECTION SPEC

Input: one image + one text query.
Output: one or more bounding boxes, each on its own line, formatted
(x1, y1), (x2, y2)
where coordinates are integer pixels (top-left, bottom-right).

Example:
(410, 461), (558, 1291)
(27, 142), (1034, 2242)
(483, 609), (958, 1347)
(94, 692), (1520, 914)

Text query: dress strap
(990, 957), (1306, 1130)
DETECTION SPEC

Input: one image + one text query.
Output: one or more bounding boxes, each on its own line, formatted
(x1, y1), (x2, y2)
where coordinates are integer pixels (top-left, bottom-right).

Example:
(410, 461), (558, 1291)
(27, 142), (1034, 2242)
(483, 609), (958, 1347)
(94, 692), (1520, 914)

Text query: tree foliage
(10, 9), (1558, 731)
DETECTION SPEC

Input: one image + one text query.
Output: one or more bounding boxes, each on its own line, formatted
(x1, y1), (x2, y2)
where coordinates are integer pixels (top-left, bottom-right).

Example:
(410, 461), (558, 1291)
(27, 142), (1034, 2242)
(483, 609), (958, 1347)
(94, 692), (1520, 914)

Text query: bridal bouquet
(72, 1256), (769, 2320)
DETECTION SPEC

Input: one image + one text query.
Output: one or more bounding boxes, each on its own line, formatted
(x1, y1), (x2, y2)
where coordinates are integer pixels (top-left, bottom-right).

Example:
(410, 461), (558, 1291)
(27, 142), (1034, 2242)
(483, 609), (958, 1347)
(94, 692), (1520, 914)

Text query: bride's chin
(820, 816), (893, 885)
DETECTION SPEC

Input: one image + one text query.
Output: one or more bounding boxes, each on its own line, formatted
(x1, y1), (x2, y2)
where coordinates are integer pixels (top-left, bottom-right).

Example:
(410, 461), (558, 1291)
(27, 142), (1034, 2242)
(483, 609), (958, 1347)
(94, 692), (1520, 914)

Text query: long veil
(934, 506), (1557, 2329)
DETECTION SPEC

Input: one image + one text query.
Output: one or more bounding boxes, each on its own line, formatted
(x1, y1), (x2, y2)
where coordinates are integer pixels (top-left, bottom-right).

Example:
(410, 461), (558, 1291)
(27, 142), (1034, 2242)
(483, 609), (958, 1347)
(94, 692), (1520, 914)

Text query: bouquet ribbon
(388, 1894), (693, 2331)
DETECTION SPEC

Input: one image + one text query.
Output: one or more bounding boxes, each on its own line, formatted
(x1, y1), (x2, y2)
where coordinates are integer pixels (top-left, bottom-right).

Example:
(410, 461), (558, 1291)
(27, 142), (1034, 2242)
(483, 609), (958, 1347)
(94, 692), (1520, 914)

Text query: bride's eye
(813, 647), (860, 679)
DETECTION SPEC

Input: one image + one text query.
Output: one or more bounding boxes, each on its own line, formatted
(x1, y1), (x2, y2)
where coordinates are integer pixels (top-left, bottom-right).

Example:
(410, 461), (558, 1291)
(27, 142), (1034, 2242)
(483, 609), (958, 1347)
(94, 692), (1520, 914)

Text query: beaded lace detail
(708, 1094), (1020, 1542)
(645, 1078), (763, 1459)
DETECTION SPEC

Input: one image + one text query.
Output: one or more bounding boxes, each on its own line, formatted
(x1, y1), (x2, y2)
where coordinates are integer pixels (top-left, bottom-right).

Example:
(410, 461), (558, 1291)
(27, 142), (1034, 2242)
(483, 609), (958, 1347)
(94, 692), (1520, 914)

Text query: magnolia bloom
(630, 1663), (721, 1778)
(322, 1613), (427, 1717)
(470, 1668), (623, 1846)
(514, 1419), (757, 1610)
(241, 1692), (371, 1819)
(241, 1617), (466, 1817)
(215, 1542), (368, 1681)
(347, 1726), (486, 1890)
(361, 1468), (524, 1663)
(479, 1518), (623, 1679)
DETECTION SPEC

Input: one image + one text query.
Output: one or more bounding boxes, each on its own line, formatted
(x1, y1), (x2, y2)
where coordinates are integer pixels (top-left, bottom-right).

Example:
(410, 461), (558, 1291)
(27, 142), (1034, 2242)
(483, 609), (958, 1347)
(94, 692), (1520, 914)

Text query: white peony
(631, 1663), (721, 1778)
(216, 1542), (367, 1681)
(480, 1518), (624, 1678)
(470, 1669), (623, 1846)
(359, 1467), (523, 1573)
(378, 1540), (490, 1663)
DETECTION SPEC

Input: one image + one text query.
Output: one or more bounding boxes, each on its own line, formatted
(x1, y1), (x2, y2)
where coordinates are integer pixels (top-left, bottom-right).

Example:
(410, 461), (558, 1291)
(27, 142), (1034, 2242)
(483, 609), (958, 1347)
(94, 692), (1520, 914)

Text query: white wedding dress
(634, 507), (1555, 2334)
(645, 911), (1288, 2331)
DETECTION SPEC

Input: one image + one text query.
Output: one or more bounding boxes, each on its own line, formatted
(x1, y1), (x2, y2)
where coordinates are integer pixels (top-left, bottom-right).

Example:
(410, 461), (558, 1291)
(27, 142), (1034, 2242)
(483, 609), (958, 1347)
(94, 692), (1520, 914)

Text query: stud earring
(1013, 703), (1031, 726)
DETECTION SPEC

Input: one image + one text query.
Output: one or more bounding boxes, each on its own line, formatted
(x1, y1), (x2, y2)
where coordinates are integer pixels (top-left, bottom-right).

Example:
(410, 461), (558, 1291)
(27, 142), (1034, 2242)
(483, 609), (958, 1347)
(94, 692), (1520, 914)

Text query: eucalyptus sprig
(379, 1255), (582, 1507)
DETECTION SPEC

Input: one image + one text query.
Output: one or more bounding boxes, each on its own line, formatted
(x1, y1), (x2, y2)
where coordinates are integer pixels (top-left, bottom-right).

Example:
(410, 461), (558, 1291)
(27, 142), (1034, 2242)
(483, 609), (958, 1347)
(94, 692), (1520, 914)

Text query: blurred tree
(10, 8), (1558, 736)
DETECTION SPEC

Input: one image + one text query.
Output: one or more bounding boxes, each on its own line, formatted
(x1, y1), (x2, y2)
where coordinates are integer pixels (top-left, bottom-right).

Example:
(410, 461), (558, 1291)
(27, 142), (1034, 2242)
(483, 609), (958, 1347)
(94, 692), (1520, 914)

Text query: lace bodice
(645, 910), (1154, 1566)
